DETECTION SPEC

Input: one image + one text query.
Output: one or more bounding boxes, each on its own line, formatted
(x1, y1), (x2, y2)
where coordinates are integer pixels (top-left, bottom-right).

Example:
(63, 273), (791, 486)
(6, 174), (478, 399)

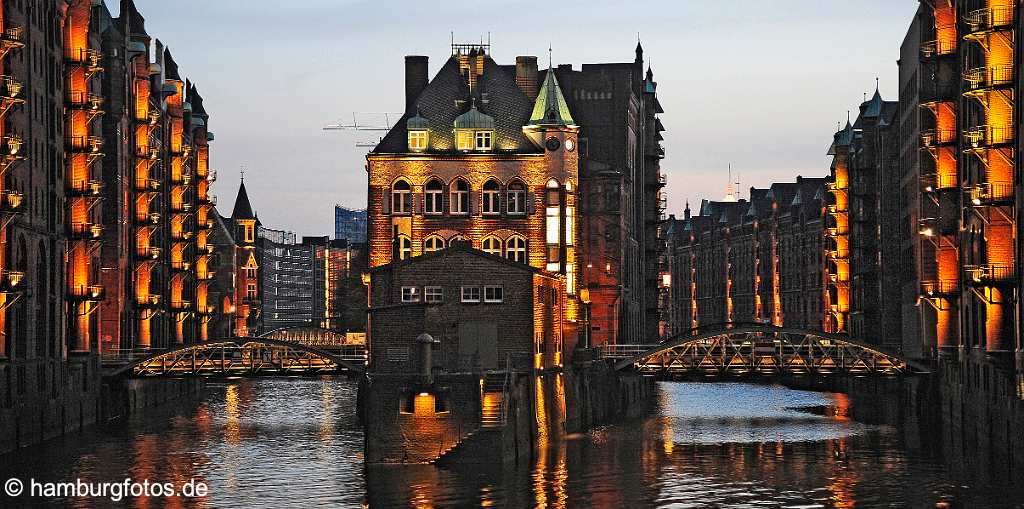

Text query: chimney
(515, 56), (538, 101)
(404, 55), (429, 113)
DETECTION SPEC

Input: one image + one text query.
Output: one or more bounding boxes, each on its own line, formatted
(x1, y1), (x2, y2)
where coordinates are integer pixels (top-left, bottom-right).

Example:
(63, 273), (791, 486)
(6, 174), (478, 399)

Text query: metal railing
(964, 125), (1015, 148)
(920, 39), (956, 58)
(966, 182), (1015, 205)
(68, 222), (103, 239)
(963, 65), (1014, 90)
(964, 6), (1015, 32)
(920, 279), (959, 296)
(920, 128), (956, 147)
(965, 263), (1017, 284)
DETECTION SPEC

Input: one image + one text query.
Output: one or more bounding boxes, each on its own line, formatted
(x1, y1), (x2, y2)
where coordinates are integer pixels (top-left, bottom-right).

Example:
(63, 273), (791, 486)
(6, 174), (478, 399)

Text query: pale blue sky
(123, 1), (919, 236)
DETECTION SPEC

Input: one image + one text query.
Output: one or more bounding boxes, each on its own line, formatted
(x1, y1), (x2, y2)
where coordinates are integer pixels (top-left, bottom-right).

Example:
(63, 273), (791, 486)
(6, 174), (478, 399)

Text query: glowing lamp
(920, 228), (934, 237)
(579, 287), (591, 305)
(972, 198), (981, 206)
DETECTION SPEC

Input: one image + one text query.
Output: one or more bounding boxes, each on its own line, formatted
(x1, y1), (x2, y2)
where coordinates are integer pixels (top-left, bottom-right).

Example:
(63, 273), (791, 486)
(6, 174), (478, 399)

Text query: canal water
(2, 377), (1022, 508)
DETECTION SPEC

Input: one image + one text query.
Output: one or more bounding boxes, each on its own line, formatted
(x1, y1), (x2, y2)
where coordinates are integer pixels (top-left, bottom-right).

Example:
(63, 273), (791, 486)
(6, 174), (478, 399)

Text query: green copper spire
(529, 67), (574, 126)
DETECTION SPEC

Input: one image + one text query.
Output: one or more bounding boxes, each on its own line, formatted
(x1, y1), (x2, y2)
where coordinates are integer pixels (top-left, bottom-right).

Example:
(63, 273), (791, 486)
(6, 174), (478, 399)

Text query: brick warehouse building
(0, 0), (221, 452)
(366, 42), (665, 347)
(663, 176), (829, 334)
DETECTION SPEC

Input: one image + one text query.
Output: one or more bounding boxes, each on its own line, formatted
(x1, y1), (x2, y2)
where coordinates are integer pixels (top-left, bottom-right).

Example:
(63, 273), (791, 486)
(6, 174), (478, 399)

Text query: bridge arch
(611, 324), (926, 377)
(105, 336), (365, 378)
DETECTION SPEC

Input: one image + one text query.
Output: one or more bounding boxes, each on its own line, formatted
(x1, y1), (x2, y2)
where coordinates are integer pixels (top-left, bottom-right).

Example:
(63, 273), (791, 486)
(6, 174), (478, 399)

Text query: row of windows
(408, 130), (493, 152)
(401, 285), (504, 304)
(390, 179), (527, 215)
(395, 234), (528, 263)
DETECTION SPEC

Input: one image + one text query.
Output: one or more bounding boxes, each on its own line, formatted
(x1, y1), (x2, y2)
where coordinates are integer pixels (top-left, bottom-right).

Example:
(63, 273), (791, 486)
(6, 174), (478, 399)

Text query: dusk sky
(121, 1), (919, 237)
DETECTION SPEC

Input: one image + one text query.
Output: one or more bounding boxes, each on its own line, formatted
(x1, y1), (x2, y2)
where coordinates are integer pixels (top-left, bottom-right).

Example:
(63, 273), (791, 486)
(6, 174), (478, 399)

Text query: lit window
(475, 130), (492, 150)
(246, 283), (257, 300)
(397, 235), (412, 260)
(425, 286), (443, 303)
(545, 178), (560, 206)
(507, 181), (526, 215)
(565, 206), (575, 246)
(244, 224), (254, 243)
(456, 130), (474, 151)
(401, 286), (420, 302)
(546, 206), (560, 245)
(483, 180), (500, 215)
(450, 179), (469, 215)
(408, 130), (428, 151)
(481, 236), (502, 256)
(506, 236), (527, 263)
(461, 286), (481, 303)
(424, 236), (445, 252)
(424, 179), (443, 214)
(484, 285), (503, 303)
(392, 180), (411, 215)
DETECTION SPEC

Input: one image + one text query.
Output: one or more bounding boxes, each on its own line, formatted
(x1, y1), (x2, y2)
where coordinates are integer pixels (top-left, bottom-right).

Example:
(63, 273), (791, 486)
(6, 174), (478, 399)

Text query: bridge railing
(599, 344), (662, 360)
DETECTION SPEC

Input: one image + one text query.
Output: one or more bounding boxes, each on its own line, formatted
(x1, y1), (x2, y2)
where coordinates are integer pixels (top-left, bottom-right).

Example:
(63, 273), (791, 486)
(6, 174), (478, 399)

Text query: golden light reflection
(224, 383), (241, 445)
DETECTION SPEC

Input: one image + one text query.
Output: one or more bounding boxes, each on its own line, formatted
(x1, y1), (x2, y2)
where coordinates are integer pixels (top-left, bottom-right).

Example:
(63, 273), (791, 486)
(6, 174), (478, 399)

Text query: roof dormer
(453, 102), (494, 152)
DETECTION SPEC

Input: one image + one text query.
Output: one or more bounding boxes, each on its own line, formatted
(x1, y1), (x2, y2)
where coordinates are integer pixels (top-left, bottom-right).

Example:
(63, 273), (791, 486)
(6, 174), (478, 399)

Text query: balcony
(964, 6), (1015, 34)
(148, 109), (161, 126)
(920, 280), (959, 297)
(136, 246), (161, 260)
(171, 230), (194, 241)
(68, 285), (105, 302)
(196, 305), (216, 316)
(171, 261), (192, 272)
(828, 273), (849, 287)
(920, 39), (956, 59)
(65, 48), (103, 75)
(66, 91), (103, 112)
(169, 300), (191, 312)
(137, 294), (161, 308)
(197, 271), (215, 281)
(0, 75), (24, 104)
(920, 128), (956, 148)
(0, 269), (23, 293)
(0, 190), (23, 214)
(0, 26), (25, 57)
(68, 222), (102, 240)
(66, 135), (104, 154)
(67, 179), (102, 198)
(827, 204), (848, 215)
(966, 182), (1015, 206)
(964, 125), (1014, 148)
(170, 202), (192, 214)
(134, 178), (160, 192)
(203, 244), (215, 255)
(2, 134), (24, 163)
(826, 226), (849, 237)
(198, 194), (218, 207)
(170, 172), (192, 185)
(826, 248), (850, 260)
(135, 212), (160, 226)
(965, 263), (1017, 285)
(963, 65), (1014, 91)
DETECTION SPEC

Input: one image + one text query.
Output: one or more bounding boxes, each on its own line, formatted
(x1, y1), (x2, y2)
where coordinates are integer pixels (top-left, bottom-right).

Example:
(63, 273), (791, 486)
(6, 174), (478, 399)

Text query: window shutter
(527, 192), (536, 215)
(470, 191), (479, 215)
(382, 189), (391, 214)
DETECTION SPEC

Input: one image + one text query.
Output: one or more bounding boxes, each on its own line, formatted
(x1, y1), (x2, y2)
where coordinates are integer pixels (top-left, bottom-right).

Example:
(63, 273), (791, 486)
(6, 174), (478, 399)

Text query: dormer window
(475, 131), (492, 150)
(453, 102), (495, 152)
(456, 130), (474, 151)
(408, 130), (428, 151)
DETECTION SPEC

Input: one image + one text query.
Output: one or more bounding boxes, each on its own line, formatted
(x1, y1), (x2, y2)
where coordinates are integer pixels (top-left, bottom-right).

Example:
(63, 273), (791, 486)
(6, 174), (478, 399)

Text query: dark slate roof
(119, 0), (147, 36)
(231, 180), (255, 220)
(189, 83), (209, 118)
(369, 242), (559, 277)
(163, 48), (181, 81)
(373, 55), (537, 154)
(766, 182), (799, 209)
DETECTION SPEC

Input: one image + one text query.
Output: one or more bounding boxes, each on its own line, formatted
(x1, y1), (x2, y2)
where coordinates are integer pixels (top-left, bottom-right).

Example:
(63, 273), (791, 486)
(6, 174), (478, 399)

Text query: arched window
(424, 235), (445, 253)
(507, 180), (527, 215)
(450, 234), (466, 243)
(545, 178), (561, 206)
(506, 235), (527, 263)
(482, 180), (500, 215)
(481, 236), (502, 256)
(391, 180), (411, 215)
(450, 179), (469, 215)
(397, 235), (412, 260)
(424, 179), (443, 215)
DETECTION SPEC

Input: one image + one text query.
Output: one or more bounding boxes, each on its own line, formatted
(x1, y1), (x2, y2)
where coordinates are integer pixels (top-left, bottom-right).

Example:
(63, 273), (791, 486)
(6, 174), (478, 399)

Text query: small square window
(401, 286), (420, 303)
(475, 130), (492, 150)
(461, 286), (481, 303)
(425, 286), (443, 304)
(484, 285), (503, 303)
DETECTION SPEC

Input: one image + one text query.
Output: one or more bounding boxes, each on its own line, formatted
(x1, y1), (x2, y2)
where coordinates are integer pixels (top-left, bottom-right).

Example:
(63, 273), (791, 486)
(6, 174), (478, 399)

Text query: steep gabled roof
(163, 47), (181, 81)
(119, 0), (147, 36)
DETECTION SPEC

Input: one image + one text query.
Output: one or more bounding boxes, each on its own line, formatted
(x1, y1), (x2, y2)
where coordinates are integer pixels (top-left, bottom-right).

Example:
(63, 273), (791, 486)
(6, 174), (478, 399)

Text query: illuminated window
(424, 179), (444, 214)
(545, 178), (560, 206)
(425, 286), (443, 303)
(424, 235), (445, 253)
(408, 130), (428, 151)
(246, 283), (257, 300)
(391, 180), (411, 215)
(483, 180), (500, 215)
(244, 266), (257, 279)
(475, 130), (492, 151)
(507, 180), (526, 215)
(481, 236), (502, 256)
(461, 286), (481, 303)
(450, 179), (469, 215)
(456, 130), (474, 151)
(565, 207), (575, 246)
(484, 285), (503, 303)
(401, 286), (420, 302)
(244, 224), (254, 243)
(506, 235), (527, 263)
(546, 206), (560, 245)
(396, 235), (412, 260)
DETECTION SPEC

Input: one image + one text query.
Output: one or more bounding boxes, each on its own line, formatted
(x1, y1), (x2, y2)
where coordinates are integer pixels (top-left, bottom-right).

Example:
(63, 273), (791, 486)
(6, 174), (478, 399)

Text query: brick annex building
(366, 42), (666, 347)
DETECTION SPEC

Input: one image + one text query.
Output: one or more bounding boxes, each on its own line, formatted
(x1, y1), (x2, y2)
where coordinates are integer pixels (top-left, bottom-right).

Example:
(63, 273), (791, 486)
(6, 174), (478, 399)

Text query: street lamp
(579, 287), (591, 350)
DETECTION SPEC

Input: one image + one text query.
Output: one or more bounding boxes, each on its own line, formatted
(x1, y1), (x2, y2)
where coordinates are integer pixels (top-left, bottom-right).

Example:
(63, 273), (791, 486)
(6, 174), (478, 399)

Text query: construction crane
(323, 112), (402, 147)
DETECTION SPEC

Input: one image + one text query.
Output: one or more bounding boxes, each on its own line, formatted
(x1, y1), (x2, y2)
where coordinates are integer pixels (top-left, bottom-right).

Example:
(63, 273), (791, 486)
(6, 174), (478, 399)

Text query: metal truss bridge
(604, 324), (926, 378)
(103, 329), (366, 378)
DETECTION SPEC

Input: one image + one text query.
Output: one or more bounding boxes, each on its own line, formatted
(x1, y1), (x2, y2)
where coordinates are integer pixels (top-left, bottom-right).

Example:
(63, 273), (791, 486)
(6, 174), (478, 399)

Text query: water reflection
(1, 379), (1022, 508)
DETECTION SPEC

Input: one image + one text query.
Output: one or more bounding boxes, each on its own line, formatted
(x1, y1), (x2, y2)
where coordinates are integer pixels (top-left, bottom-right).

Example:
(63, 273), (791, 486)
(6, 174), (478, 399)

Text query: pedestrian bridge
(103, 334), (366, 379)
(605, 324), (926, 377)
